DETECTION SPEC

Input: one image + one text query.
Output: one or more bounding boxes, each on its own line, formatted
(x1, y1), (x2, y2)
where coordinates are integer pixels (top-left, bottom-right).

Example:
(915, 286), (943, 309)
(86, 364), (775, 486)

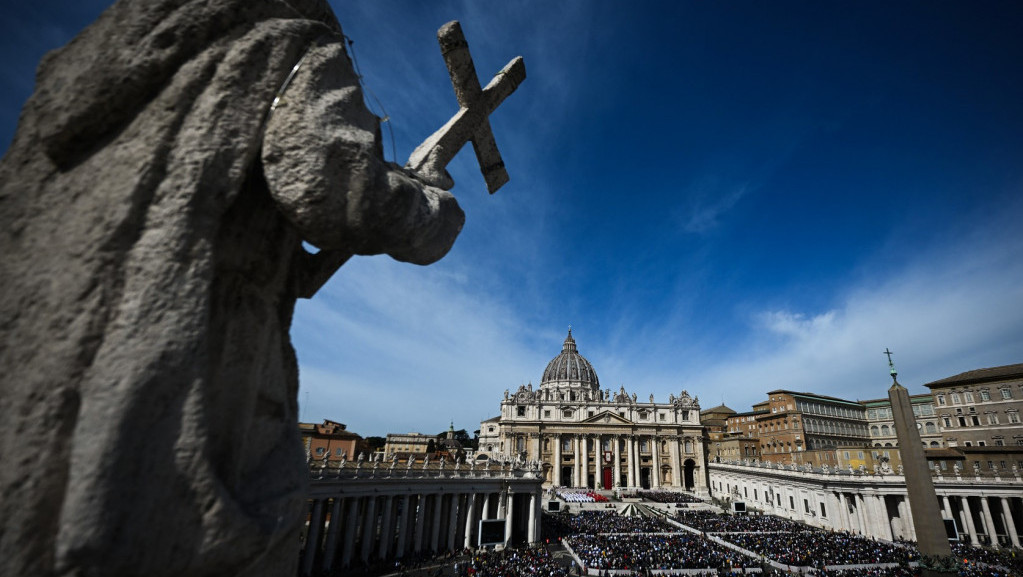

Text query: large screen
(478, 519), (506, 546)
(548, 501), (561, 512)
(732, 501), (746, 513)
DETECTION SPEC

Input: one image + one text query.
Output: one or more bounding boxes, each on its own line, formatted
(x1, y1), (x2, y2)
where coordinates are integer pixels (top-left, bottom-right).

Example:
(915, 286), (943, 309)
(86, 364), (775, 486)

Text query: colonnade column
(651, 436), (660, 488)
(413, 494), (427, 553)
(836, 493), (849, 532)
(396, 495), (411, 558)
(503, 492), (514, 548)
(1000, 497), (1020, 548)
(321, 497), (344, 572)
(301, 499), (325, 576)
(854, 494), (868, 536)
(553, 435), (562, 486)
(942, 495), (953, 520)
(360, 496), (377, 562)
(980, 497), (999, 548)
(482, 493), (492, 520)
(527, 493), (538, 543)
(464, 493), (477, 549)
(447, 494), (461, 551)
(430, 494), (444, 551)
(341, 497), (360, 567)
(612, 435), (622, 487)
(961, 497), (980, 546)
(875, 495), (893, 540)
(378, 496), (395, 558)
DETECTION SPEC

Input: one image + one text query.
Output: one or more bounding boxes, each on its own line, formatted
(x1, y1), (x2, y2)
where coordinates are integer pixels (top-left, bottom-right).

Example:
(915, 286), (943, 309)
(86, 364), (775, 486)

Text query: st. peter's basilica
(477, 329), (706, 493)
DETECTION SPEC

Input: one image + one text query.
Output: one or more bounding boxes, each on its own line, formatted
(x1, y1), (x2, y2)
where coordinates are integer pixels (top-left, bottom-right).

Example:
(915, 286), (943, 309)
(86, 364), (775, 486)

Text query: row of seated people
(542, 511), (675, 538)
(636, 490), (705, 504)
(673, 509), (811, 533)
(721, 530), (919, 567)
(568, 533), (757, 572)
(555, 489), (608, 503)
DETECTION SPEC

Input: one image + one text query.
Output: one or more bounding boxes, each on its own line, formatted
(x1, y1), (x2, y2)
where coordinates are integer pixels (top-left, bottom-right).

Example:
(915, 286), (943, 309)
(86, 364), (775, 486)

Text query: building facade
(300, 419), (368, 461)
(477, 329), (707, 492)
(926, 363), (1023, 449)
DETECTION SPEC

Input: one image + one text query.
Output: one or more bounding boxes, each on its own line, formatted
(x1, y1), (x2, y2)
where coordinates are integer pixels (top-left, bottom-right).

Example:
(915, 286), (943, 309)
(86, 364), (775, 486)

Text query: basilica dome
(541, 329), (600, 391)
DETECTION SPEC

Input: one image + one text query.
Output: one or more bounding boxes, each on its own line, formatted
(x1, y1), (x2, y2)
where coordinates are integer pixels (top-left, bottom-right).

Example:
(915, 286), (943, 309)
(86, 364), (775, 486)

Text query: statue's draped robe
(0, 1), (463, 575)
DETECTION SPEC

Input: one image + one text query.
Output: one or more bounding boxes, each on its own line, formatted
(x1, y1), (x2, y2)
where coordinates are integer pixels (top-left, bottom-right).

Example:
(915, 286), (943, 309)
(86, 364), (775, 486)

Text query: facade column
(979, 497), (999, 548)
(837, 493), (849, 532)
(1000, 497), (1020, 548)
(553, 435), (562, 486)
(670, 436), (682, 488)
(942, 495), (953, 520)
(626, 435), (636, 488)
(301, 499), (325, 577)
(360, 496), (378, 562)
(585, 435), (593, 489)
(464, 493), (478, 549)
(395, 495), (411, 558)
(574, 435), (581, 487)
(341, 496), (360, 567)
(503, 492), (515, 548)
(961, 496), (981, 546)
(378, 496), (394, 559)
(430, 494), (444, 552)
(592, 434), (601, 490)
(413, 495), (427, 553)
(531, 432), (541, 463)
(321, 497), (345, 573)
(613, 435), (622, 487)
(651, 436), (660, 488)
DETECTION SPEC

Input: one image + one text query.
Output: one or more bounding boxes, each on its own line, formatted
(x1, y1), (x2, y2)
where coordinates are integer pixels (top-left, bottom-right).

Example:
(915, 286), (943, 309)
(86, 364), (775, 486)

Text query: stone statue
(0, 1), (524, 576)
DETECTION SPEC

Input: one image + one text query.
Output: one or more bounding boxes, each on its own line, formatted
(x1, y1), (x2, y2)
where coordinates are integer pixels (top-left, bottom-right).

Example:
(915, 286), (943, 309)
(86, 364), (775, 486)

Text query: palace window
(926, 422), (937, 433)
(964, 392), (974, 403)
(937, 395), (946, 406)
(517, 406), (526, 416)
(1002, 388), (1013, 400)
(1008, 412), (1021, 424)
(951, 393), (961, 404)
(980, 390), (991, 401)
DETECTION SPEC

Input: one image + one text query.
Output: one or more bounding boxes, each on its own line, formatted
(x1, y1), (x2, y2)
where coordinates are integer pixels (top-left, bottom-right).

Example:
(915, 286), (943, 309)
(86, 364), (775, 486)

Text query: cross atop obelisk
(884, 348), (897, 382)
(407, 21), (526, 193)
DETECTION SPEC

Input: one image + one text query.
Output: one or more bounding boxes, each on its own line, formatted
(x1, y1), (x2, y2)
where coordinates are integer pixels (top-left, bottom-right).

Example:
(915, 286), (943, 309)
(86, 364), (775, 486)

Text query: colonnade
(709, 461), (1023, 549)
(299, 464), (544, 576)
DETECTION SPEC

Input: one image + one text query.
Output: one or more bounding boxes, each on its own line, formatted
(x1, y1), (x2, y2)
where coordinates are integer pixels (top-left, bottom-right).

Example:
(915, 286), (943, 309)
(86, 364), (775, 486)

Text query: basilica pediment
(581, 410), (633, 425)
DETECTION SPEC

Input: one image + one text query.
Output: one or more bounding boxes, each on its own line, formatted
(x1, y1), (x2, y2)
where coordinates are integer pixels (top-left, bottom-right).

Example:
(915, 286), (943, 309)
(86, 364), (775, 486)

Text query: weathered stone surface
(0, 1), (464, 575)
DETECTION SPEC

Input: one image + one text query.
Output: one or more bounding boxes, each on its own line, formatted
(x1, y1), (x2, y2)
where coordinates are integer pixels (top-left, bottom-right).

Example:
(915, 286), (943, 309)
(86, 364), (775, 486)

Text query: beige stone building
(477, 329), (706, 492)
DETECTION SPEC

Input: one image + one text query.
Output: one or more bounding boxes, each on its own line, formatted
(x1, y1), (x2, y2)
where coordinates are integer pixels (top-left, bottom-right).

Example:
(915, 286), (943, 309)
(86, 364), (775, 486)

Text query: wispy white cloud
(681, 179), (750, 233)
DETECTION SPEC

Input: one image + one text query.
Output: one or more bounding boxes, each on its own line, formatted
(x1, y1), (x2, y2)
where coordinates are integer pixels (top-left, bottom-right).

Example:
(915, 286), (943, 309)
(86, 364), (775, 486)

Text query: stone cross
(407, 21), (526, 193)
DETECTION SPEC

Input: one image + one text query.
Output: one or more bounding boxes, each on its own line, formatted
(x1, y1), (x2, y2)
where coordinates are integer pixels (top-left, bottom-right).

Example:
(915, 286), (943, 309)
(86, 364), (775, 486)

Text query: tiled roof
(924, 363), (1023, 388)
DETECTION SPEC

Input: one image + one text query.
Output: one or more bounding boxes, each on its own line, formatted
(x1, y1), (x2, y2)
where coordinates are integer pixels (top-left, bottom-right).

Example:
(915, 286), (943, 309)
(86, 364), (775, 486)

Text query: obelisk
(885, 349), (954, 576)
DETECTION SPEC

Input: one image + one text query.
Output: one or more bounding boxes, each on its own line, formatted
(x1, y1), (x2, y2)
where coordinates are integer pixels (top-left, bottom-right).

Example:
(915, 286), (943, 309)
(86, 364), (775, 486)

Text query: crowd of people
(636, 491), (705, 504)
(567, 533), (757, 572)
(948, 541), (1021, 577)
(673, 510), (809, 533)
(545, 511), (675, 536)
(720, 531), (918, 567)
(457, 545), (569, 577)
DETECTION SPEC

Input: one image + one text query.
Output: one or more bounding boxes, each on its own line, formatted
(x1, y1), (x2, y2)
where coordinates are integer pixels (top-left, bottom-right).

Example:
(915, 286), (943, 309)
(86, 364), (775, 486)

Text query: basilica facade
(477, 330), (707, 493)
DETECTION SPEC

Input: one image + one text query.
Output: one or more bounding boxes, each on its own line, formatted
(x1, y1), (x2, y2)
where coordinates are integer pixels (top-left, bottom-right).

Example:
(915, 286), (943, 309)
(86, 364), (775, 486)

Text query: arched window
(881, 425), (891, 436)
(684, 440), (693, 453)
(870, 425), (879, 436)
(930, 441), (940, 447)
(925, 422), (937, 433)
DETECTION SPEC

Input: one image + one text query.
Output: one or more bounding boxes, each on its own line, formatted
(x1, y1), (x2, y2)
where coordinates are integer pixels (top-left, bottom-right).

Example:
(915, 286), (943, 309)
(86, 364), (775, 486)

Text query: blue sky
(3, 1), (1022, 437)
